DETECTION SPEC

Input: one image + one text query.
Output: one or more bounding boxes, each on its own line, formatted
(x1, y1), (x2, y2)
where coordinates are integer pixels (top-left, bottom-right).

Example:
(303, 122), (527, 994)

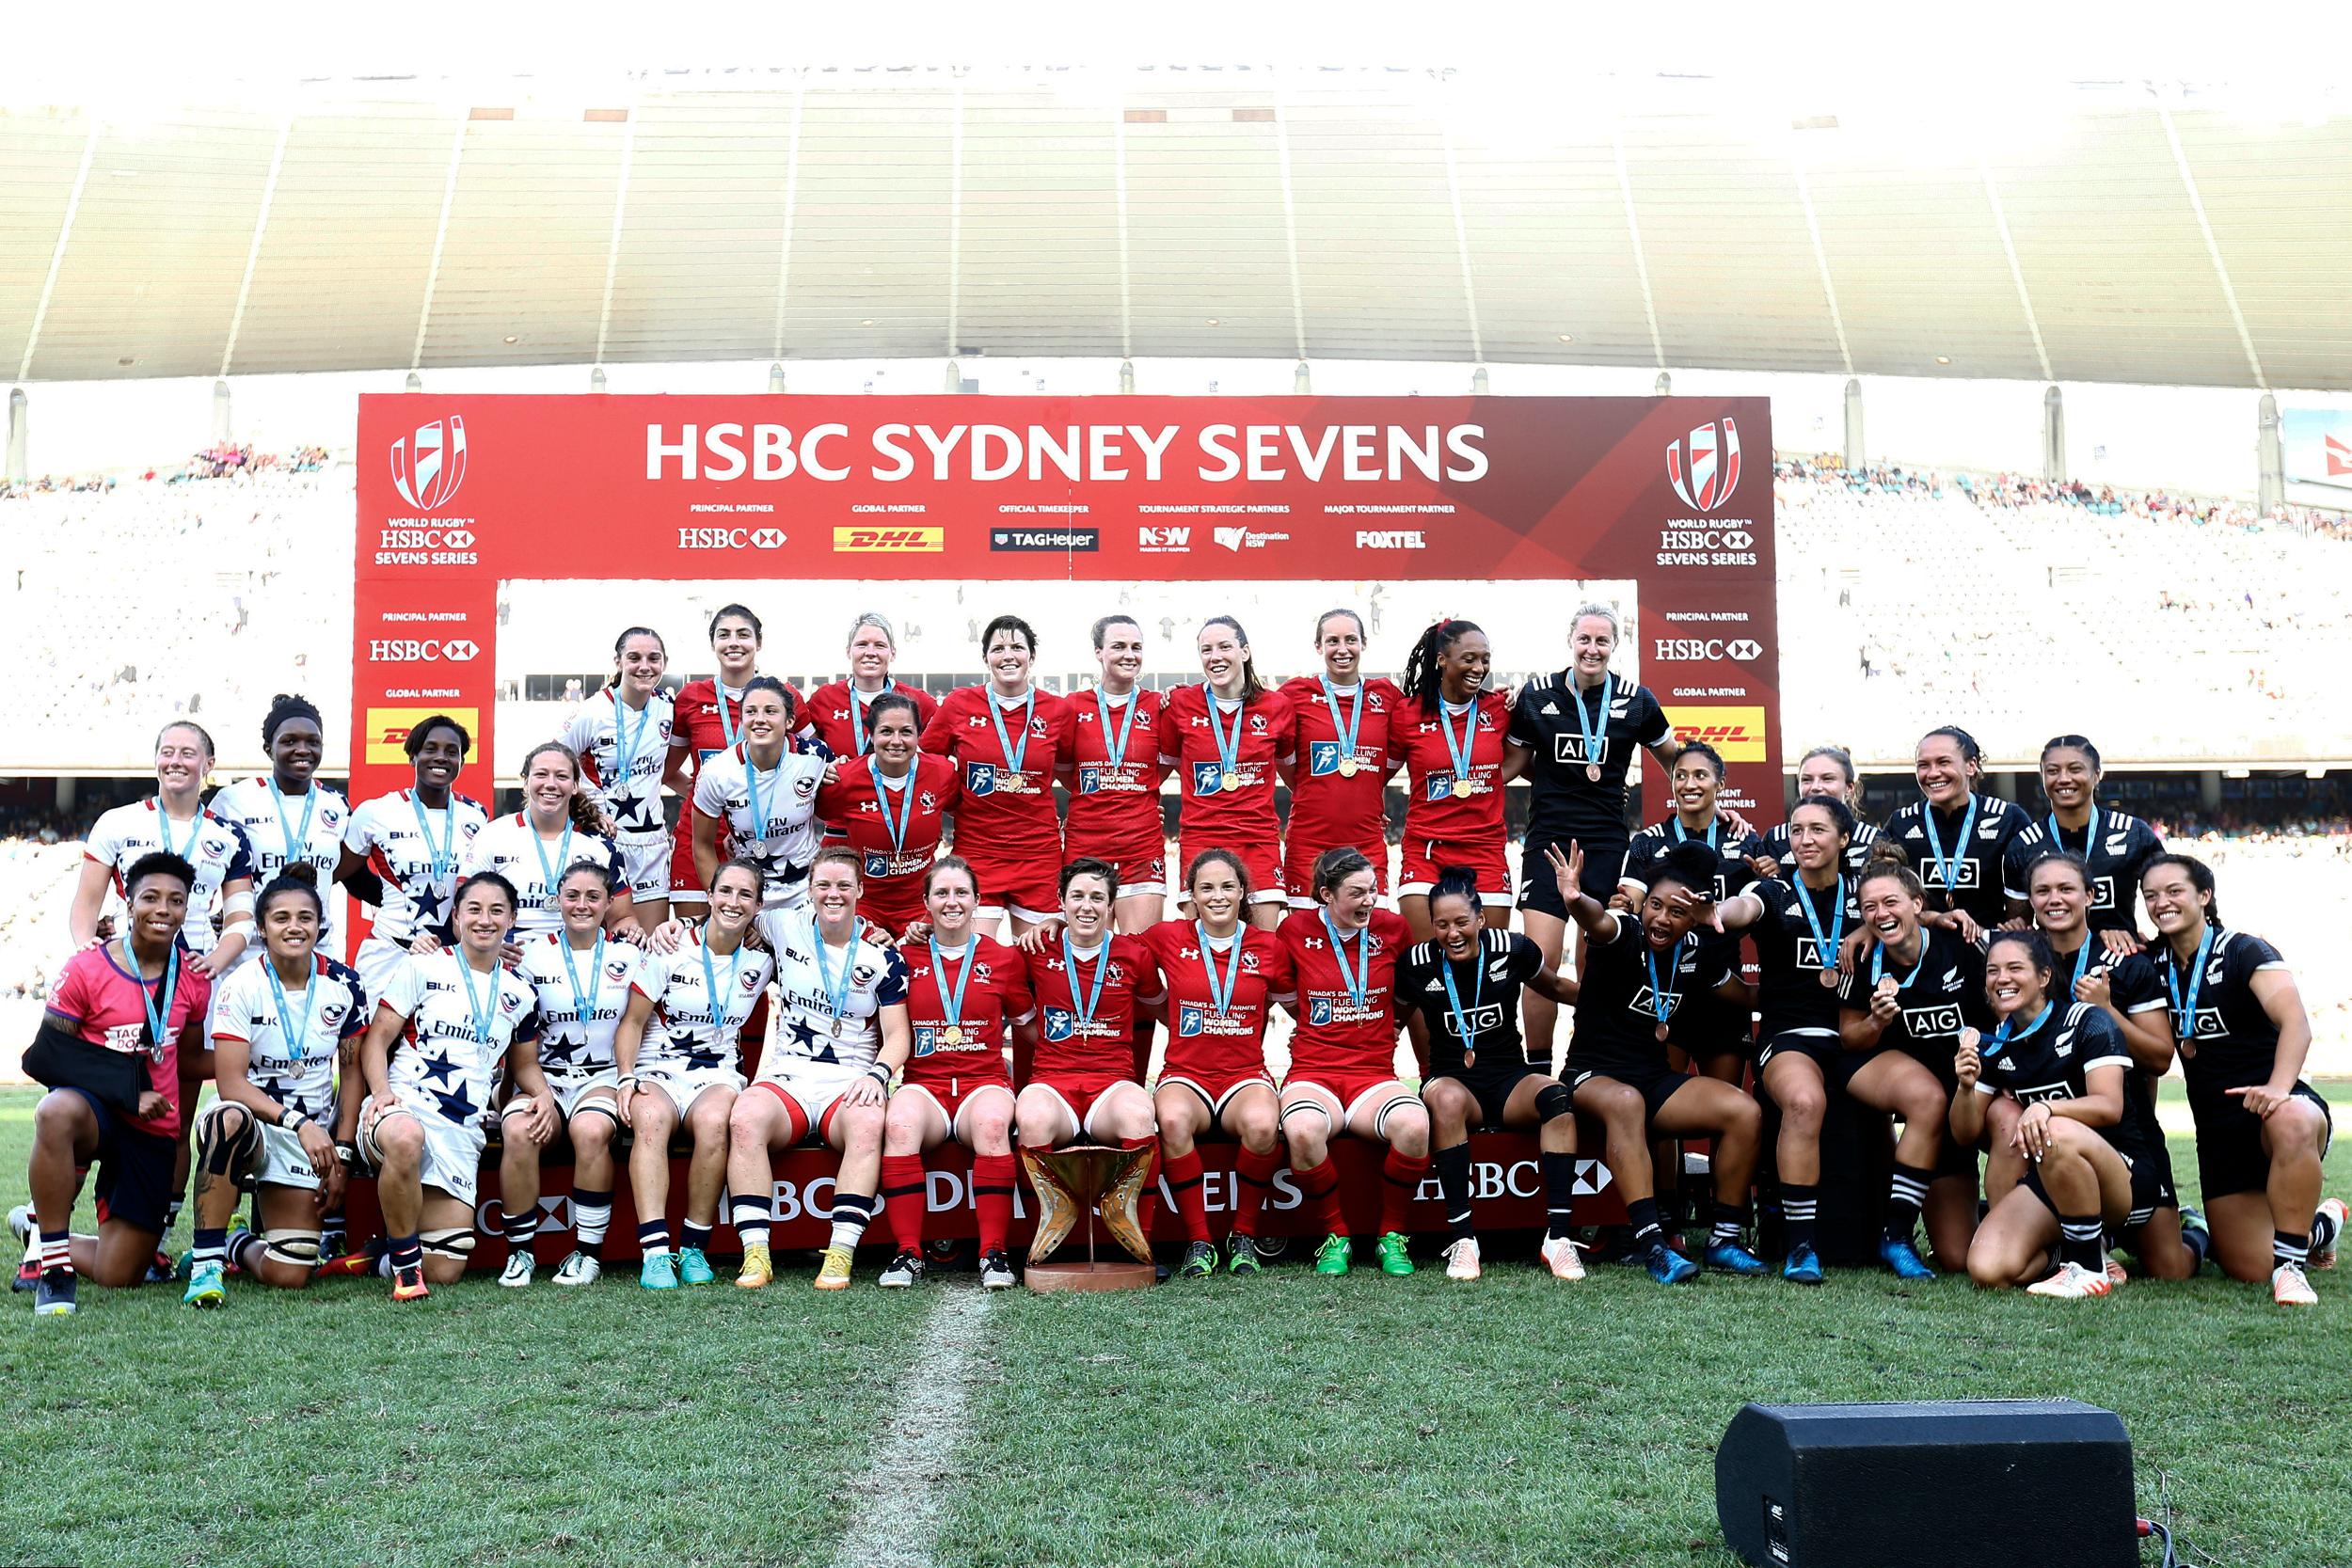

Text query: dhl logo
(833, 526), (944, 553)
(1664, 705), (1766, 762)
(364, 705), (481, 766)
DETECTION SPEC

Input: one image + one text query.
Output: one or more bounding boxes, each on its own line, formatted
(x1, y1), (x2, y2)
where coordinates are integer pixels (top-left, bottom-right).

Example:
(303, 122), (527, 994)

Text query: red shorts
(857, 880), (928, 942)
(960, 854), (1063, 921)
(1397, 834), (1511, 904)
(1025, 1071), (1142, 1138)
(1180, 837), (1286, 906)
(1281, 1068), (1414, 1128)
(668, 828), (706, 905)
(1159, 1067), (1276, 1118)
(1282, 832), (1391, 905)
(1066, 831), (1170, 900)
(894, 1072), (1015, 1139)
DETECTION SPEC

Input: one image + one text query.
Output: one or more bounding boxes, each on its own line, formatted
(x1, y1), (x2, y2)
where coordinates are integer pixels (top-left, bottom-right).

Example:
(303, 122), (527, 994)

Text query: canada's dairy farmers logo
(390, 417), (468, 512)
(1666, 416), (1740, 514)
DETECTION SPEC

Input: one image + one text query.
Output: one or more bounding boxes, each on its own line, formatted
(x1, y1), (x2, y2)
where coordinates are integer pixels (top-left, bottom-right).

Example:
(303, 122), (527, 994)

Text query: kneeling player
(1142, 849), (1296, 1278)
(730, 848), (912, 1290)
(1013, 859), (1167, 1260)
(1557, 842), (1767, 1285)
(1401, 865), (1585, 1281)
(186, 866), (366, 1305)
(502, 860), (645, 1286)
(1274, 847), (1430, 1277)
(878, 856), (1028, 1290)
(353, 872), (546, 1301)
(615, 858), (772, 1290)
(1954, 931), (2148, 1300)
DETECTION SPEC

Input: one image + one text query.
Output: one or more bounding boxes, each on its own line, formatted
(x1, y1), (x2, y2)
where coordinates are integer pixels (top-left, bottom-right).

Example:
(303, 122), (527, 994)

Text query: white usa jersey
(691, 740), (832, 897)
(83, 800), (257, 955)
(630, 937), (774, 1075)
(378, 952), (539, 1129)
(755, 910), (908, 1080)
(342, 789), (491, 946)
(209, 955), (369, 1121)
(517, 930), (645, 1078)
(209, 777), (354, 962)
(564, 689), (675, 840)
(460, 815), (626, 935)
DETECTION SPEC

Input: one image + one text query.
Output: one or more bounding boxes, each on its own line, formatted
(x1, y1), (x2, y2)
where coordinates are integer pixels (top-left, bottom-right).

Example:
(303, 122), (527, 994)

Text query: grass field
(4, 1085), (2350, 1568)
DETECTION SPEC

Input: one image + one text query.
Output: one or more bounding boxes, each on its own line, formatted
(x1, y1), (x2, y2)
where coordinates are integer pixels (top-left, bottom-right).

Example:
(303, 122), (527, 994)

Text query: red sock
(1230, 1144), (1280, 1240)
(1163, 1148), (1209, 1243)
(971, 1153), (1018, 1256)
(878, 1154), (929, 1251)
(1120, 1135), (1161, 1237)
(1294, 1157), (1343, 1236)
(1380, 1148), (1429, 1238)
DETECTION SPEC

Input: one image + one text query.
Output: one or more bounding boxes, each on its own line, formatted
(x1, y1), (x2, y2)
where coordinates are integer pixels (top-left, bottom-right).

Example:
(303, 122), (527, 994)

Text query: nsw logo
(391, 416), (469, 512)
(1666, 416), (1740, 513)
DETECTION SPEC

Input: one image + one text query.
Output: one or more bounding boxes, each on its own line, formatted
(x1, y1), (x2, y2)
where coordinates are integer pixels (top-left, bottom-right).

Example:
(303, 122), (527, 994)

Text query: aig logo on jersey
(1442, 1003), (1506, 1037)
(2181, 1006), (2228, 1040)
(1922, 859), (1981, 891)
(391, 416), (468, 512)
(1901, 1004), (1963, 1037)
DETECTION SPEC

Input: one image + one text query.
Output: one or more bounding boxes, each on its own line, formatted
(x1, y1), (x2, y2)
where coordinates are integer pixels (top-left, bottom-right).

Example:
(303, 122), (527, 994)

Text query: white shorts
(751, 1062), (865, 1137)
(353, 935), (411, 1003)
(617, 835), (670, 902)
(540, 1069), (623, 1122)
(251, 1120), (325, 1191)
(360, 1096), (485, 1207)
(635, 1062), (743, 1120)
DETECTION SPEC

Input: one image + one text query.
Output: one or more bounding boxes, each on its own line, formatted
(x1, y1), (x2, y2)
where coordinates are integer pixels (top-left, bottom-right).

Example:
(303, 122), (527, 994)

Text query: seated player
(185, 865), (367, 1305)
(1141, 849), (1296, 1279)
(2141, 853), (2338, 1306)
(1952, 931), (2149, 1300)
(1556, 840), (1769, 1285)
(502, 859), (647, 1287)
(13, 851), (212, 1316)
(730, 847), (912, 1291)
(350, 872), (546, 1301)
(614, 858), (772, 1291)
(1401, 865), (1587, 1282)
(877, 856), (1029, 1291)
(1274, 847), (1430, 1278)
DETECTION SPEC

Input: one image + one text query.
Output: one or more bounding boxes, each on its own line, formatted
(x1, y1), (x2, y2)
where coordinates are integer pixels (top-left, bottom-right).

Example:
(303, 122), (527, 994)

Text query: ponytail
(1401, 617), (1485, 717)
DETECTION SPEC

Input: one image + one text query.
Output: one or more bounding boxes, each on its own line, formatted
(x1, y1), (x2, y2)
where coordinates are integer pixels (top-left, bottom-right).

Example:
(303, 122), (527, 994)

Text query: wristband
(864, 1063), (892, 1086)
(281, 1108), (309, 1133)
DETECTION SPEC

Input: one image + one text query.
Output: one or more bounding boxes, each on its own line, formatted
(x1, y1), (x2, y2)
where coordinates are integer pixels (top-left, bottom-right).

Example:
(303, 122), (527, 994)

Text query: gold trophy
(1020, 1143), (1158, 1291)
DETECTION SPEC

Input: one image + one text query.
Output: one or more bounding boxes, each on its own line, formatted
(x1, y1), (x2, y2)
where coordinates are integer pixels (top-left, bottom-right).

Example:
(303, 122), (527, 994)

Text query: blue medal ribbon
(122, 937), (181, 1057)
(455, 954), (502, 1052)
(1670, 814), (1720, 849)
(700, 935), (750, 1039)
(716, 684), (743, 750)
(2163, 927), (2215, 1047)
(611, 691), (652, 799)
(1794, 876), (1847, 973)
(527, 818), (576, 914)
(1922, 794), (1980, 896)
(153, 798), (200, 862)
(1643, 936), (1686, 1035)
(558, 931), (609, 1038)
(262, 956), (316, 1063)
(2060, 937), (2095, 999)
(872, 764), (916, 859)
(1201, 683), (1245, 791)
(1094, 688), (1138, 771)
(409, 791), (458, 879)
(2048, 804), (2100, 862)
(1318, 678), (1363, 770)
(1438, 940), (1486, 1049)
(930, 938), (976, 1035)
(1197, 922), (1245, 1017)
(849, 686), (878, 756)
(1319, 910), (1371, 1012)
(744, 747), (784, 858)
(1571, 672), (1613, 773)
(1869, 934), (1930, 990)
(987, 688), (1036, 778)
(1061, 932), (1111, 1032)
(1437, 697), (1480, 795)
(266, 779), (318, 872)
(1983, 999), (2053, 1064)
(811, 915), (866, 1034)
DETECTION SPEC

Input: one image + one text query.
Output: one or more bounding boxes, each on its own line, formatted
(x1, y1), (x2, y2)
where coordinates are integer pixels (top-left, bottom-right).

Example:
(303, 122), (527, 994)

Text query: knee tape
(1535, 1082), (1575, 1124)
(262, 1228), (322, 1268)
(196, 1102), (261, 1177)
(420, 1228), (477, 1260)
(1370, 1094), (1421, 1141)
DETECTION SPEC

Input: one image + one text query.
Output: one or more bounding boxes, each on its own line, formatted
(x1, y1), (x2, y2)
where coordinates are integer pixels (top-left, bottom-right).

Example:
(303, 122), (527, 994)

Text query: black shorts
(2121, 1143), (2177, 1232)
(1569, 1059), (1693, 1125)
(1933, 1134), (1979, 1183)
(2191, 1081), (2332, 1201)
(64, 1087), (177, 1235)
(1518, 837), (1625, 920)
(1425, 1066), (1553, 1132)
(1756, 1028), (1867, 1091)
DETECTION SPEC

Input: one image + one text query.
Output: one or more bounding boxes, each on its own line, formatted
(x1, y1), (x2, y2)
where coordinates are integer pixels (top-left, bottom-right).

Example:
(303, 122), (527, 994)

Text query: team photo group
(17, 596), (2337, 1317)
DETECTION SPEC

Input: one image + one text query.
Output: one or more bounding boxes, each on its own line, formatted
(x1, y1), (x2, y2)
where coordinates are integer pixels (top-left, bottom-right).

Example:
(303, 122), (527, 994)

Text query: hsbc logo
(390, 417), (468, 512)
(1653, 638), (1763, 661)
(370, 639), (480, 663)
(1666, 416), (1740, 513)
(378, 528), (475, 549)
(677, 527), (788, 550)
(1354, 530), (1426, 549)
(1137, 526), (1193, 553)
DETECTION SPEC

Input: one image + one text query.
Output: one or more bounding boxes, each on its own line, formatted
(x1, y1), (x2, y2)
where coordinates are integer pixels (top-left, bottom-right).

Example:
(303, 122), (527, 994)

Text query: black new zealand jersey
(1882, 793), (2026, 929)
(1507, 672), (1669, 847)
(1399, 930), (1545, 1076)
(2002, 809), (2163, 933)
(1565, 915), (1703, 1076)
(2145, 927), (2291, 1094)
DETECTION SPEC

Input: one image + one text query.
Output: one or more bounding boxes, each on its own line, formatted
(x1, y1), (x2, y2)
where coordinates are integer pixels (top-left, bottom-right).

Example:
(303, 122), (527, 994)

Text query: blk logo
(391, 417), (468, 512)
(1667, 416), (1740, 513)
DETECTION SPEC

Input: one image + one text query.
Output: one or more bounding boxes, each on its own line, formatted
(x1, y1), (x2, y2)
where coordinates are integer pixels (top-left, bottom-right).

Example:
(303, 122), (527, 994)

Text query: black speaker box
(1716, 1399), (2136, 1567)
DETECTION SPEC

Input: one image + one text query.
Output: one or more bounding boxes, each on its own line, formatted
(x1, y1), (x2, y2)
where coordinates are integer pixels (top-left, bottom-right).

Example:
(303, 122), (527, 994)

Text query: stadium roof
(4, 69), (2347, 388)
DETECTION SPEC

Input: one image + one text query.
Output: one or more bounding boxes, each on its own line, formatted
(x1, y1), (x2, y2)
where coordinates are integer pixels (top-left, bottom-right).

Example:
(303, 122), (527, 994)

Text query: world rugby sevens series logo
(391, 416), (468, 512)
(1667, 416), (1740, 513)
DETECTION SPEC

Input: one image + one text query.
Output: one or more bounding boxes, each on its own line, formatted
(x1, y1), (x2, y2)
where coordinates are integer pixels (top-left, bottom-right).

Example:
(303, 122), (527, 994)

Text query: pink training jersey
(47, 942), (215, 1139)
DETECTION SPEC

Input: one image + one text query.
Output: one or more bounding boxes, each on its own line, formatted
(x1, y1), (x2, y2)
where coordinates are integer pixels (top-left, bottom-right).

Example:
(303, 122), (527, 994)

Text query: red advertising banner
(351, 393), (1778, 806)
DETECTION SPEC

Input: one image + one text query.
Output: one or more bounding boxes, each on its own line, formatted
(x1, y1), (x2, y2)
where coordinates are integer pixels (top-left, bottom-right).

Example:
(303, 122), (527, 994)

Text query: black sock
(1433, 1144), (1475, 1243)
(2275, 1230), (2311, 1271)
(1539, 1151), (1580, 1242)
(191, 1226), (227, 1266)
(1781, 1182), (1819, 1251)
(2180, 1219), (2209, 1273)
(1712, 1199), (1748, 1247)
(1884, 1162), (1931, 1243)
(229, 1232), (267, 1273)
(503, 1209), (539, 1248)
(387, 1234), (422, 1273)
(2058, 1214), (2106, 1273)
(1627, 1196), (1664, 1252)
(680, 1221), (713, 1254)
(638, 1219), (672, 1259)
(2312, 1207), (2341, 1257)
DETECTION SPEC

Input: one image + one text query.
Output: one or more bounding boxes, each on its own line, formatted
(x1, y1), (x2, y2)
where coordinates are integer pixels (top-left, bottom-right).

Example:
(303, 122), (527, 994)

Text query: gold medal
(1451, 777), (1475, 800)
(1221, 769), (1244, 793)
(1336, 757), (1359, 778)
(1585, 763), (1603, 782)
(940, 1024), (964, 1049)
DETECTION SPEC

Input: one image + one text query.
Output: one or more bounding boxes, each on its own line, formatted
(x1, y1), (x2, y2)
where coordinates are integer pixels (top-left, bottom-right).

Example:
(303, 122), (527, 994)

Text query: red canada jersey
(814, 752), (961, 900)
(922, 686), (1072, 864)
(1279, 674), (1403, 858)
(1138, 921), (1296, 1084)
(899, 933), (1030, 1088)
(1276, 907), (1411, 1079)
(1388, 689), (1513, 842)
(1018, 933), (1165, 1081)
(1158, 685), (1296, 850)
(1062, 687), (1168, 852)
(802, 679), (940, 761)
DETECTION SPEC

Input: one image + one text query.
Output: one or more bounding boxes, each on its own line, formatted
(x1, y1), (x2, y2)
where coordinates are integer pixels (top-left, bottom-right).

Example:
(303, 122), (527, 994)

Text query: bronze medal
(1654, 1021), (1671, 1042)
(1585, 763), (1603, 783)
(1451, 777), (1474, 800)
(1820, 968), (1839, 990)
